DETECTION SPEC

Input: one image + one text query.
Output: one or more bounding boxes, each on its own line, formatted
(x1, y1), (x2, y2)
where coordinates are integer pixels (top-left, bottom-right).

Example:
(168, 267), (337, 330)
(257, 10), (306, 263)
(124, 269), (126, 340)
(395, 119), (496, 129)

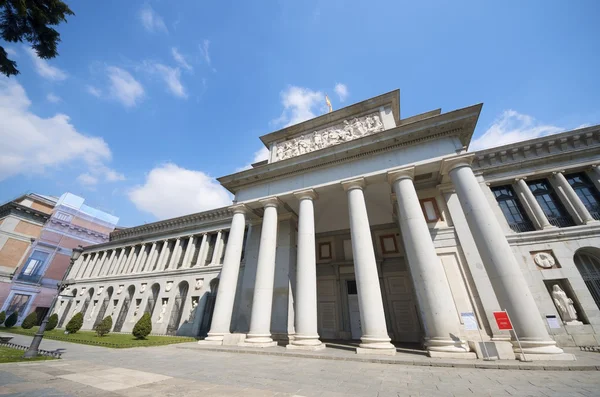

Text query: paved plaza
(0, 334), (599, 396)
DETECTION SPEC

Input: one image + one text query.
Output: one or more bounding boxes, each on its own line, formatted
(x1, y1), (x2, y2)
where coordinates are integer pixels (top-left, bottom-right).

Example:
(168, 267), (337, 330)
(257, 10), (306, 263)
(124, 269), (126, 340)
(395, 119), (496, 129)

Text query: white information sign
(461, 312), (479, 331)
(546, 315), (561, 329)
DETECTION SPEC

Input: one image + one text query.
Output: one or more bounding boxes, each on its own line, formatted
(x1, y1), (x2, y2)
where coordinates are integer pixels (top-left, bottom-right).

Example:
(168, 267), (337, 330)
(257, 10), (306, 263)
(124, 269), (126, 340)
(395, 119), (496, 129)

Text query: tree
(4, 311), (18, 328)
(46, 313), (59, 331)
(0, 311), (5, 325)
(0, 0), (74, 77)
(65, 312), (83, 334)
(95, 316), (112, 337)
(132, 313), (152, 340)
(21, 311), (38, 329)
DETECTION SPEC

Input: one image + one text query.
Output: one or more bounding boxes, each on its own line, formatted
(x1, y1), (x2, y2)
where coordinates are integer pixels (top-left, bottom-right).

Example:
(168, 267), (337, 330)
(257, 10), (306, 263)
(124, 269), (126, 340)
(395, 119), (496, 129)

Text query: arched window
(574, 248), (600, 310)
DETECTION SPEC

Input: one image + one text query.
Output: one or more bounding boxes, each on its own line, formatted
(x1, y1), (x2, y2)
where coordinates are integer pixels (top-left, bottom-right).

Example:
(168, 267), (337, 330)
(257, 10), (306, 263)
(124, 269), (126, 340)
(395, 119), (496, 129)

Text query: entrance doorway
(346, 280), (361, 340)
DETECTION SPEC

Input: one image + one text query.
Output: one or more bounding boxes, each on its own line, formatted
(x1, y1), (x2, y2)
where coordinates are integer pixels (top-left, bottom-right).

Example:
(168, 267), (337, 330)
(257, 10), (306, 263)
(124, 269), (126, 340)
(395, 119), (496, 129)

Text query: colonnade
(71, 230), (228, 280)
(203, 155), (565, 358)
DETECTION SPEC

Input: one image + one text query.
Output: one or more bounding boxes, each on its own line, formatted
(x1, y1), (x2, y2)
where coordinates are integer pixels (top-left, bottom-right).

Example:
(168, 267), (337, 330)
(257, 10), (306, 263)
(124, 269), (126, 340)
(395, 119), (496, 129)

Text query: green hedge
(4, 312), (18, 328)
(0, 311), (5, 325)
(21, 312), (38, 329)
(66, 312), (84, 333)
(132, 313), (152, 340)
(46, 313), (59, 331)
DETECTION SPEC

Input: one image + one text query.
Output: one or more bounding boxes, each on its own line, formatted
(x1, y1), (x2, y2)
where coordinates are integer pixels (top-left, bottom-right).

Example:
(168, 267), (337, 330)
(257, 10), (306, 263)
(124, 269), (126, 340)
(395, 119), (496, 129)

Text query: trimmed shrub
(4, 311), (18, 328)
(46, 313), (59, 331)
(95, 316), (113, 337)
(0, 311), (5, 325)
(66, 312), (84, 334)
(21, 312), (38, 329)
(132, 312), (152, 340)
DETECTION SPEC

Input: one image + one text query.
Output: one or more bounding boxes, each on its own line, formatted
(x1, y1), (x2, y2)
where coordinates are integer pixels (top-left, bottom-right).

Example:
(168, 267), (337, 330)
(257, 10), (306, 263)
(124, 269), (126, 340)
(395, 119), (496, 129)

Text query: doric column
(91, 252), (107, 278)
(74, 254), (90, 279)
(389, 168), (470, 357)
(83, 253), (100, 278)
(342, 178), (396, 355)
(245, 198), (280, 347)
(166, 238), (182, 270)
(514, 177), (555, 229)
(109, 249), (125, 275)
(203, 205), (248, 344)
(553, 171), (597, 225)
(120, 247), (135, 274)
(180, 236), (196, 268)
(442, 155), (565, 359)
(126, 246), (140, 274)
(288, 189), (324, 350)
(143, 242), (158, 273)
(211, 230), (224, 265)
(134, 244), (149, 273)
(99, 250), (116, 277)
(193, 234), (208, 267)
(69, 255), (86, 279)
(156, 240), (170, 271)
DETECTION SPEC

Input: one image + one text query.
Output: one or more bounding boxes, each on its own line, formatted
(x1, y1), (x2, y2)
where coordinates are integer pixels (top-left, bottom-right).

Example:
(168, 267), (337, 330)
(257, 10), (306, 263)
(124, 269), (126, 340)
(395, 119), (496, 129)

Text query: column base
(512, 339), (564, 355)
(425, 337), (470, 353)
(240, 333), (277, 348)
(286, 343), (326, 351)
(198, 334), (223, 346)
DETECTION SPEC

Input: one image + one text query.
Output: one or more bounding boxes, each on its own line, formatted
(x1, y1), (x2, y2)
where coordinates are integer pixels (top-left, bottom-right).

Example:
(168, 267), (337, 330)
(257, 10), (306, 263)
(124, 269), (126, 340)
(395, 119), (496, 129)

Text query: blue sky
(1, 0), (599, 227)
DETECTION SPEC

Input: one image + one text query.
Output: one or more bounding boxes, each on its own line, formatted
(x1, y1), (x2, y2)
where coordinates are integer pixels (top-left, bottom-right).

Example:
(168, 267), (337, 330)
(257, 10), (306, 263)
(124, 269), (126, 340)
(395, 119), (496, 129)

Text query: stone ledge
(180, 344), (600, 371)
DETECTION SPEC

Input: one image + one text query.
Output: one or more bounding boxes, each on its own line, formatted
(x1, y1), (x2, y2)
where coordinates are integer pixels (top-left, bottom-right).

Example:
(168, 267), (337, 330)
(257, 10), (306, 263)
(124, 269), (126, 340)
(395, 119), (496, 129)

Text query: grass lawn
(0, 346), (55, 363)
(1, 327), (196, 348)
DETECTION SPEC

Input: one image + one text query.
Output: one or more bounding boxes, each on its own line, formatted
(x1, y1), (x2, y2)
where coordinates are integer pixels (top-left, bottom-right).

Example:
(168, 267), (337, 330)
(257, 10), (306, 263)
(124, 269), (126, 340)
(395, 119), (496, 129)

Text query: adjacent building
(0, 193), (118, 325)
(58, 91), (600, 361)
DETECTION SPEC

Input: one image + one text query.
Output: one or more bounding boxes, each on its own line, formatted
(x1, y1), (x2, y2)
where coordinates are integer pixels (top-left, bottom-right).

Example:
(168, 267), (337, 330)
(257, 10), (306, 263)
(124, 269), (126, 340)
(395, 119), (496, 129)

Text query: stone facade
(63, 90), (600, 361)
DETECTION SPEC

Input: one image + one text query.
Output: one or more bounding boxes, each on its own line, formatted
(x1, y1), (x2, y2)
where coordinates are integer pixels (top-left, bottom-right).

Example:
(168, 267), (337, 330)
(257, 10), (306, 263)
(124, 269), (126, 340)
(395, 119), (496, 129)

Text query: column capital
(259, 197), (281, 208)
(515, 176), (527, 183)
(230, 203), (250, 215)
(440, 154), (475, 175)
(387, 166), (415, 184)
(294, 189), (318, 201)
(341, 177), (366, 191)
(551, 170), (566, 176)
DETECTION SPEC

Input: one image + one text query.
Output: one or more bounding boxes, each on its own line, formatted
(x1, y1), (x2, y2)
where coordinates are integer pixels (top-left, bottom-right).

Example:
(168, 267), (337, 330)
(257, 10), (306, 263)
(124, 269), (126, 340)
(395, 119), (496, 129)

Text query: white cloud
(104, 168), (126, 182)
(171, 47), (192, 71)
(86, 85), (102, 97)
(0, 77), (123, 183)
(46, 93), (61, 103)
(145, 62), (186, 98)
(5, 47), (17, 57)
(77, 173), (98, 187)
(128, 163), (232, 220)
(139, 4), (167, 33)
(199, 39), (211, 66)
(470, 110), (563, 151)
(334, 83), (348, 102)
(106, 66), (144, 107)
(25, 47), (67, 81)
(272, 85), (324, 127)
(236, 147), (270, 172)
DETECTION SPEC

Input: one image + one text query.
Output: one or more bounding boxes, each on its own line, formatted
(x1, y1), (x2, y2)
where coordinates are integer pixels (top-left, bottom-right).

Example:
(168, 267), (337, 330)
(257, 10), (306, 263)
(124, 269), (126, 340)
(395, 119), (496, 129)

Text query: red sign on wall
(493, 311), (513, 330)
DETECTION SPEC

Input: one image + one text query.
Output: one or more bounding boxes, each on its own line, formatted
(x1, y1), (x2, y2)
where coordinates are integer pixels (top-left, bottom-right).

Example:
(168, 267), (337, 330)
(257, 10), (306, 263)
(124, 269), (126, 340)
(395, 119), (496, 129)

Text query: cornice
(0, 202), (50, 224)
(46, 218), (110, 243)
(471, 126), (600, 174)
(506, 223), (600, 245)
(68, 263), (224, 284)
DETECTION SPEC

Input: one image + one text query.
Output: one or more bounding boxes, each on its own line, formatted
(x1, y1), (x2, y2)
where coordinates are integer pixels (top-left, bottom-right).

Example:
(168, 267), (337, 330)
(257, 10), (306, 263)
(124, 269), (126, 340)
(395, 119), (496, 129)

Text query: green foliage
(46, 313), (59, 331)
(95, 316), (112, 337)
(132, 313), (152, 340)
(0, 0), (75, 76)
(66, 312), (84, 334)
(0, 311), (5, 325)
(21, 312), (38, 329)
(4, 311), (18, 328)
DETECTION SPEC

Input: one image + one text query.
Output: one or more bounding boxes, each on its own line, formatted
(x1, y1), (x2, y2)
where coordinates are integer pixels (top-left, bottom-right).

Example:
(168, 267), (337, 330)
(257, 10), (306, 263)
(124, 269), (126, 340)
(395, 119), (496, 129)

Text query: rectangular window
(527, 179), (575, 228)
(419, 198), (442, 222)
(379, 234), (398, 254)
(491, 185), (535, 233)
(19, 250), (50, 284)
(566, 172), (600, 221)
(6, 293), (30, 315)
(54, 211), (72, 222)
(318, 242), (332, 260)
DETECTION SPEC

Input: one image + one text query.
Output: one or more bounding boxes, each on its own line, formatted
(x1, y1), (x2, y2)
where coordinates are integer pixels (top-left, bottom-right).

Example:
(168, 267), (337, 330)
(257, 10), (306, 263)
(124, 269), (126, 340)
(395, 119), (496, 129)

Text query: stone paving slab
(180, 341), (600, 371)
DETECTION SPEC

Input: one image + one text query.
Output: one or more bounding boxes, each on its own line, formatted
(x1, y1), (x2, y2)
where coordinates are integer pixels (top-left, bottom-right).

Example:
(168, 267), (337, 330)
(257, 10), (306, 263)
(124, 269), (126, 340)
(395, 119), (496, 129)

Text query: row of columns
(514, 169), (598, 230)
(72, 231), (227, 281)
(203, 155), (564, 358)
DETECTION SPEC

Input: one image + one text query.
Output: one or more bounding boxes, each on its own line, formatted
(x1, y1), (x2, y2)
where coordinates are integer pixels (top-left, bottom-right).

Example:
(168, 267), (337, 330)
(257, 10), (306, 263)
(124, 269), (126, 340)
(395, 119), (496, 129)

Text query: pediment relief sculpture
(274, 113), (384, 161)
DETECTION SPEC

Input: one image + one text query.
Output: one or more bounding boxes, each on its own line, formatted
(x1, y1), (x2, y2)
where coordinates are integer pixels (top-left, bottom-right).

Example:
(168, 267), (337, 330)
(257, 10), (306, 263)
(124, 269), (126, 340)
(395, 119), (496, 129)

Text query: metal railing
(508, 220), (535, 233)
(14, 273), (43, 284)
(548, 215), (576, 228)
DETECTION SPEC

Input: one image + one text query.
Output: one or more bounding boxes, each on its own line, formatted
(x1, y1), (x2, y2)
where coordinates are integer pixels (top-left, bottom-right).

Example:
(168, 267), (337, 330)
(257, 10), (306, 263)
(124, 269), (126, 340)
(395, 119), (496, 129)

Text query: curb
(179, 345), (600, 372)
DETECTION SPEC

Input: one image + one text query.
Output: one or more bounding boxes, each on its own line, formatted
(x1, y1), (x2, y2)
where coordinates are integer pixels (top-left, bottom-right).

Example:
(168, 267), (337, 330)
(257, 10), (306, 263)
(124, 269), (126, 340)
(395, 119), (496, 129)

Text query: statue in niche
(97, 286), (104, 296)
(88, 301), (97, 320)
(165, 281), (173, 292)
(131, 304), (140, 322)
(117, 285), (123, 295)
(195, 279), (204, 290)
(188, 299), (198, 322)
(79, 288), (86, 296)
(552, 285), (582, 325)
(73, 301), (80, 313)
(140, 284), (147, 294)
(534, 252), (555, 269)
(157, 299), (168, 323)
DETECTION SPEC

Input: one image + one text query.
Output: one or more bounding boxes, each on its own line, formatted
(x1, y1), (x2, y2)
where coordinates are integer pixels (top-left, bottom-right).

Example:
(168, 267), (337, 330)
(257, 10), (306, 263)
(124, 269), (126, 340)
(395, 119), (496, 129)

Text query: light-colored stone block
(238, 341), (278, 348)
(223, 333), (246, 345)
(428, 350), (477, 359)
(571, 333), (598, 346)
(356, 347), (396, 356)
(286, 343), (326, 351)
(516, 353), (576, 361)
(468, 340), (515, 360)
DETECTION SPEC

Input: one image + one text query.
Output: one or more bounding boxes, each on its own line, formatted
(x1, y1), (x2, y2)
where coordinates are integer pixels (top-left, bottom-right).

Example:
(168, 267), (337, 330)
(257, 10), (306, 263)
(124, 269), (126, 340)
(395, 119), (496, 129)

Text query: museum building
(56, 91), (600, 360)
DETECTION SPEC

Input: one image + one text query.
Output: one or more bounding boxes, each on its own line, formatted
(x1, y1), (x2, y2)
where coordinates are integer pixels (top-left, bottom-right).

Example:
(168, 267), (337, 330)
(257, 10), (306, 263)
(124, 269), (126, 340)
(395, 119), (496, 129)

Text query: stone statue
(97, 286), (104, 296)
(552, 285), (582, 325)
(534, 252), (555, 269)
(88, 301), (97, 320)
(117, 285), (123, 295)
(165, 281), (173, 292)
(140, 283), (147, 294)
(188, 299), (198, 322)
(195, 279), (204, 290)
(157, 300), (168, 324)
(80, 287), (86, 296)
